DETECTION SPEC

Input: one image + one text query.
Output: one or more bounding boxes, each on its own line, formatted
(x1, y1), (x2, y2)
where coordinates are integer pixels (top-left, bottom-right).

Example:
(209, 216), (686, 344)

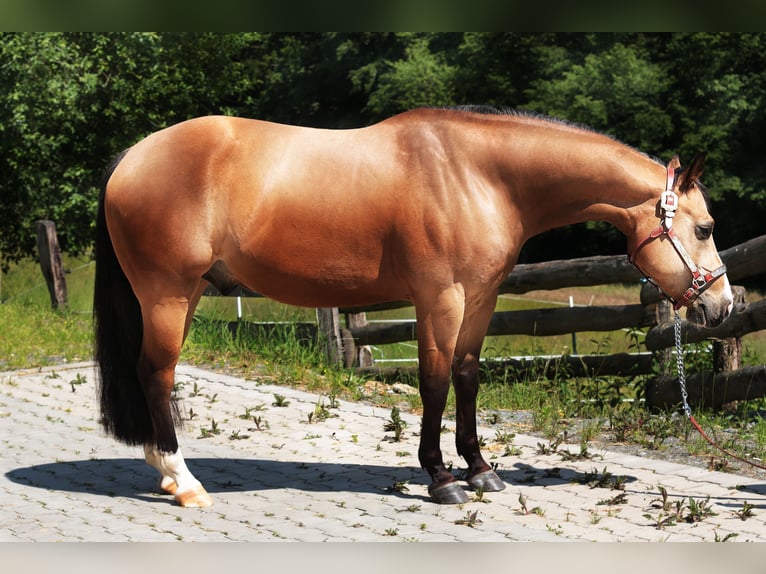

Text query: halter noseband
(628, 161), (727, 310)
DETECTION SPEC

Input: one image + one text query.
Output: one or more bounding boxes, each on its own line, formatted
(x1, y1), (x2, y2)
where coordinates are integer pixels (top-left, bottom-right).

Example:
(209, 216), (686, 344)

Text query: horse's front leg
(453, 298), (505, 493)
(418, 358), (470, 504)
(415, 288), (470, 504)
(453, 354), (505, 492)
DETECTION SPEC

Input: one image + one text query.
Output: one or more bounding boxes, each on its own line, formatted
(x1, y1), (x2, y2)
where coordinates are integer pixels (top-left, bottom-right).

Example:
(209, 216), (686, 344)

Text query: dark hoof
(429, 481), (469, 504)
(467, 470), (506, 492)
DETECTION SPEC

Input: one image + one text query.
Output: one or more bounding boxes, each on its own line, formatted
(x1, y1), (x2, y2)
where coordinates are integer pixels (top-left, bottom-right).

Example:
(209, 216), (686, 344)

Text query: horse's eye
(695, 224), (713, 240)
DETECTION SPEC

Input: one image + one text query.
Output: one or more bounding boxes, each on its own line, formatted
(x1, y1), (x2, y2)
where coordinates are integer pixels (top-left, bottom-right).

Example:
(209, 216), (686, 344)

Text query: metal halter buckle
(659, 190), (678, 228)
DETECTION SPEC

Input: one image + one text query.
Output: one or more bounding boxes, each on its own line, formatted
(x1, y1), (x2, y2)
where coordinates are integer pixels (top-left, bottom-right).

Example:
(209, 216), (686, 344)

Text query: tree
(525, 41), (672, 154)
(450, 32), (558, 109)
(363, 34), (457, 119)
(659, 33), (766, 249)
(0, 33), (102, 267)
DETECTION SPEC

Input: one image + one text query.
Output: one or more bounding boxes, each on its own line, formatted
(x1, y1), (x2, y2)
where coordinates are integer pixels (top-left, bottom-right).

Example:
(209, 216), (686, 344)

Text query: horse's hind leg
(139, 284), (213, 507)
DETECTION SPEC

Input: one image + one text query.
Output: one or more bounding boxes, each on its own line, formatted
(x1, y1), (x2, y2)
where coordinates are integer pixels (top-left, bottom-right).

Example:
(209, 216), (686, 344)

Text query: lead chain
(674, 310), (692, 418)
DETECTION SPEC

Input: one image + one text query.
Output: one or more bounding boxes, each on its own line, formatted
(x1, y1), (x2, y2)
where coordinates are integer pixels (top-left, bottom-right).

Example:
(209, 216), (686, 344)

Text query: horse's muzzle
(685, 294), (733, 328)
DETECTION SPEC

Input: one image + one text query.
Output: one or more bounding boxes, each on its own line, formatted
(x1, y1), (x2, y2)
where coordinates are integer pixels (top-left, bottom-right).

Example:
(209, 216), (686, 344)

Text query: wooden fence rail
(330, 234), (766, 317)
(337, 236), (766, 363)
(349, 303), (658, 346)
(646, 365), (766, 410)
(646, 297), (766, 351)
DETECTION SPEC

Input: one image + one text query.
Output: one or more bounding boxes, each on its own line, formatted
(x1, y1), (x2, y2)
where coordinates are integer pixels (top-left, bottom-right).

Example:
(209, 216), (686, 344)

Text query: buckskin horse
(94, 106), (733, 507)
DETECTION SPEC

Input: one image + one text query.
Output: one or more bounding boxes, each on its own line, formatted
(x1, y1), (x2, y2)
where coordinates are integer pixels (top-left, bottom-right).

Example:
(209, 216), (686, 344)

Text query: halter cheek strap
(628, 162), (727, 309)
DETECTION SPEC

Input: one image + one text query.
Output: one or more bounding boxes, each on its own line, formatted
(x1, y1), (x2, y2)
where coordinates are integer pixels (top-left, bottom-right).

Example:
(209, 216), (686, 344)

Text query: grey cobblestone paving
(2, 362), (766, 542)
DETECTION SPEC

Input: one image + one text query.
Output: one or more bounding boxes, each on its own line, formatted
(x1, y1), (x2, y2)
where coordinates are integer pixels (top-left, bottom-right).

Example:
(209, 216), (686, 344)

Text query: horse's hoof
(429, 481), (469, 504)
(175, 485), (213, 508)
(467, 470), (506, 492)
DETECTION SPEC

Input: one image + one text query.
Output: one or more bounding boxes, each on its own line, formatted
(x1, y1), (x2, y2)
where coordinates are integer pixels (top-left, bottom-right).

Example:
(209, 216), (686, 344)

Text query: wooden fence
(33, 219), (766, 410)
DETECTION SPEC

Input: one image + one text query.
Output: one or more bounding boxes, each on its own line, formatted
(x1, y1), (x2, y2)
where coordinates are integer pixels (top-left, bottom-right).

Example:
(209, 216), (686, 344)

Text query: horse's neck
(498, 135), (663, 239)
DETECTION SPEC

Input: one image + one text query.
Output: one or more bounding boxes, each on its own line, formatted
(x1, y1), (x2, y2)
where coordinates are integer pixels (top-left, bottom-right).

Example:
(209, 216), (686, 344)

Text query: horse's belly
(248, 273), (405, 308)
(225, 248), (406, 309)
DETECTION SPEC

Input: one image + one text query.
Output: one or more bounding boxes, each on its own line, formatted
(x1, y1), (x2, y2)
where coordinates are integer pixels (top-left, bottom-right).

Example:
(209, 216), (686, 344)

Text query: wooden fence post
(712, 286), (746, 373)
(35, 220), (68, 310)
(343, 311), (374, 368)
(653, 298), (673, 375)
(641, 281), (674, 375)
(316, 307), (344, 366)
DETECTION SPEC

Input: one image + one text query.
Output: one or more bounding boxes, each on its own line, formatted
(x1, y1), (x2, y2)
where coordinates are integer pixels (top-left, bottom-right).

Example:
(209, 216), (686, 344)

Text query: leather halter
(628, 161), (727, 310)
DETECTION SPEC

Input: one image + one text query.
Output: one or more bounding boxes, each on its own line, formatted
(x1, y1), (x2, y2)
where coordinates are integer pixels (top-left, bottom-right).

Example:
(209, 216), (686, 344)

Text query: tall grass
(0, 303), (93, 369)
(1, 254), (95, 311)
(181, 314), (332, 388)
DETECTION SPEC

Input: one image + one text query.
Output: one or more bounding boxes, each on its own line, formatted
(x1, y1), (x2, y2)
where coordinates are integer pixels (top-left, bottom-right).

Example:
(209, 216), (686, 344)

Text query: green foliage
(365, 34), (456, 118)
(527, 42), (672, 153)
(383, 406), (407, 442)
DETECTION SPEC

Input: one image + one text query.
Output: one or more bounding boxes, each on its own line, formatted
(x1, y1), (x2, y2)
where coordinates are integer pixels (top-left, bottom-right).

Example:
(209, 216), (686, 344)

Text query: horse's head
(629, 154), (733, 327)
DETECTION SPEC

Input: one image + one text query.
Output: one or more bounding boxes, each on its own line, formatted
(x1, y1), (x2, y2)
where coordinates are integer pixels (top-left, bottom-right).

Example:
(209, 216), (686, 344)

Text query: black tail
(93, 150), (153, 445)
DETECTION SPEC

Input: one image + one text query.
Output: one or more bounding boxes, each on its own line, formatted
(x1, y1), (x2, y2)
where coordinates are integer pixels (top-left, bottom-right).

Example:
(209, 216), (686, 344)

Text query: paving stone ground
(2, 361), (766, 542)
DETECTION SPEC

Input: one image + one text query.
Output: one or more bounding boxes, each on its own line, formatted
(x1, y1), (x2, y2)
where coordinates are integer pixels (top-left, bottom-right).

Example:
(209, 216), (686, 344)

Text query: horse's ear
(678, 153), (706, 193)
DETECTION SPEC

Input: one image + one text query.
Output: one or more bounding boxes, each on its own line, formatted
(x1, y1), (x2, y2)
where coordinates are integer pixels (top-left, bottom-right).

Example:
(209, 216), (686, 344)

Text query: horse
(94, 106), (733, 507)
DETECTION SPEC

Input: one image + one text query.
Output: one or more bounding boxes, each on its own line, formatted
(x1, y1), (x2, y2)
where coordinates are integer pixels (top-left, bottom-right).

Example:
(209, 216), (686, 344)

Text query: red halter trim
(628, 161), (727, 309)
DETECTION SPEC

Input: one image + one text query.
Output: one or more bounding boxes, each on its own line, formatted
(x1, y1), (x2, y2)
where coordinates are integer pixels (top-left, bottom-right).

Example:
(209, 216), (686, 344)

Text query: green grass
(181, 314), (335, 390)
(1, 254), (95, 311)
(0, 303), (93, 369)
(0, 255), (94, 369)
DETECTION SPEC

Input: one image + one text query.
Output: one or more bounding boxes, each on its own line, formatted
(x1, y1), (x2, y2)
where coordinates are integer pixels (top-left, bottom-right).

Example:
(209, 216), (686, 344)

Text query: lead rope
(673, 310), (766, 471)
